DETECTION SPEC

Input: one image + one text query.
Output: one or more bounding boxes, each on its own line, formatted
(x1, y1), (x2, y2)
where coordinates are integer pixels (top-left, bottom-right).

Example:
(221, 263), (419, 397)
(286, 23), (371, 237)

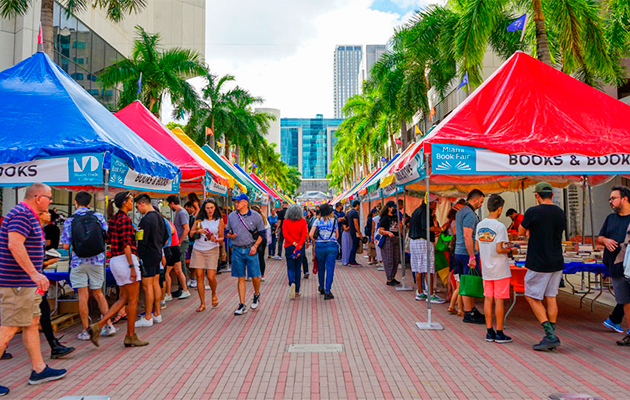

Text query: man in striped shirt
(0, 184), (66, 395)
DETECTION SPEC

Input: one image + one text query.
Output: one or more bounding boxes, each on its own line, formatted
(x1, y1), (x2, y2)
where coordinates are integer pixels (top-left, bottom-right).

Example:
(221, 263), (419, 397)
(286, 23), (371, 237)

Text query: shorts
(612, 276), (630, 305)
(140, 260), (160, 278)
(455, 253), (481, 277)
(410, 239), (434, 274)
(110, 254), (142, 286)
(367, 242), (376, 258)
(0, 287), (42, 327)
(191, 247), (219, 270)
(231, 246), (261, 278)
(524, 269), (563, 300)
(483, 277), (511, 299)
(166, 245), (182, 266)
(70, 262), (105, 290)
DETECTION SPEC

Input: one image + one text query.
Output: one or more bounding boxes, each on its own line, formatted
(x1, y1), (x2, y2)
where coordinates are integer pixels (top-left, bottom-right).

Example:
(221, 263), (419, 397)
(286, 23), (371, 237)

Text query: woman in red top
(282, 205), (307, 299)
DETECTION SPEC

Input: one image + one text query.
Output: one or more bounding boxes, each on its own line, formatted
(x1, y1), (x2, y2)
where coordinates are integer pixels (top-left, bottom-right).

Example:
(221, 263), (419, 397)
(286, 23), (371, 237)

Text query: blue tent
(0, 52), (180, 192)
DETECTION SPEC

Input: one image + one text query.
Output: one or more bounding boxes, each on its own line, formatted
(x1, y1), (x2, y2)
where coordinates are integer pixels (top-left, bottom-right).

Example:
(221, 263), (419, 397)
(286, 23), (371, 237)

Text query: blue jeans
(268, 234), (277, 256)
(231, 246), (261, 278)
(316, 241), (338, 293)
(349, 234), (359, 264)
(286, 245), (302, 293)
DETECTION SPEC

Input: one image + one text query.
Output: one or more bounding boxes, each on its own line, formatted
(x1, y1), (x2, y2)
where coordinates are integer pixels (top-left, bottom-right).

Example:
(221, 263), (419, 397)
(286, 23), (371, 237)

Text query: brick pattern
(2, 253), (630, 399)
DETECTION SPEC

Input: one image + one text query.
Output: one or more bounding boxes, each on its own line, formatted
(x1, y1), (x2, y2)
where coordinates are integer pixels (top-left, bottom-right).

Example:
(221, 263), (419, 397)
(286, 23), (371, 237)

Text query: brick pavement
(2, 254), (629, 400)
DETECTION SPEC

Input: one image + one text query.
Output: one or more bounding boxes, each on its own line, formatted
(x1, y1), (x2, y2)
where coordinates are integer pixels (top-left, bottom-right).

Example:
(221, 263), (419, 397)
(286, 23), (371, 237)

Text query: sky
(197, 0), (439, 120)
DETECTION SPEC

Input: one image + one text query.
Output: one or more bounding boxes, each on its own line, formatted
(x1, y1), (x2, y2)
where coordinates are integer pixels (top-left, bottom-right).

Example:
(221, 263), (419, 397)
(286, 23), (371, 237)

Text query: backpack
(71, 211), (106, 258)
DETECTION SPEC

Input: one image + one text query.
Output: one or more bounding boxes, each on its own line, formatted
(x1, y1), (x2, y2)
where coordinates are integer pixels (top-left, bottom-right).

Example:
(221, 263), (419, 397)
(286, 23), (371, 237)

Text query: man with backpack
(61, 191), (115, 341)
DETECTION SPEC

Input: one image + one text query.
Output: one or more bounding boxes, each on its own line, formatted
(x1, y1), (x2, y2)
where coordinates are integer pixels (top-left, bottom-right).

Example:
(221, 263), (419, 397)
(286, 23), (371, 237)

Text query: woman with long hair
(340, 210), (352, 266)
(187, 193), (201, 217)
(282, 204), (308, 298)
(309, 204), (338, 300)
(189, 198), (224, 312)
(378, 201), (401, 286)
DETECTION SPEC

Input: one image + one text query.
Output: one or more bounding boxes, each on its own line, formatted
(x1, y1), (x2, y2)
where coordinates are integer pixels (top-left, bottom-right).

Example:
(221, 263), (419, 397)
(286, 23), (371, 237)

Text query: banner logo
(73, 156), (100, 173)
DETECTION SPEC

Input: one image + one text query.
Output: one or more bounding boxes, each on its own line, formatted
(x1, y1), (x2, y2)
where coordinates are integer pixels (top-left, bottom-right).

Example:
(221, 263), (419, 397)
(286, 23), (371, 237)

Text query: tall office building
(281, 115), (344, 179)
(0, 0), (205, 110)
(333, 45), (362, 118)
(255, 108), (281, 150)
(360, 44), (387, 86)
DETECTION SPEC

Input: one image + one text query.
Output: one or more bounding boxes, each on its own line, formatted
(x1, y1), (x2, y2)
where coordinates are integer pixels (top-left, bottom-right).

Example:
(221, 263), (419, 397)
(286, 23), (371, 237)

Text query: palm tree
(98, 26), (207, 117)
(0, 0), (146, 57)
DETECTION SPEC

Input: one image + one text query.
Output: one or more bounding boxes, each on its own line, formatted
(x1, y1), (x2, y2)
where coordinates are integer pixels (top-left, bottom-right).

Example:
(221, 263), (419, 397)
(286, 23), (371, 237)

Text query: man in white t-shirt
(476, 194), (517, 344)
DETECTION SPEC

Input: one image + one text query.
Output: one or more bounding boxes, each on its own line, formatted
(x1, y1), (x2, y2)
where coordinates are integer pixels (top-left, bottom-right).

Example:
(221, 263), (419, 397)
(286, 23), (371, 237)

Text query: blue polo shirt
(0, 203), (44, 287)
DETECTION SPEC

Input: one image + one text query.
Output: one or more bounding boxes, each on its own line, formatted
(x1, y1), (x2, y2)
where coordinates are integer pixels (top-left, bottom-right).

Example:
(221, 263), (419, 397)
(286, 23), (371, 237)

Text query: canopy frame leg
(395, 189), (413, 291)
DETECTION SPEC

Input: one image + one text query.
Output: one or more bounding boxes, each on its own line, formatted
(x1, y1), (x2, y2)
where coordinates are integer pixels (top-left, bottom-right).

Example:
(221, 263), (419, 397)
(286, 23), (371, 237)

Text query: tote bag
(459, 268), (484, 298)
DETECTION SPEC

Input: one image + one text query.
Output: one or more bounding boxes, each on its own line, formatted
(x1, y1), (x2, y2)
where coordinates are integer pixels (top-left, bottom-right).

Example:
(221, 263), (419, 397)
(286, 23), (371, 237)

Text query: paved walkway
(2, 255), (629, 400)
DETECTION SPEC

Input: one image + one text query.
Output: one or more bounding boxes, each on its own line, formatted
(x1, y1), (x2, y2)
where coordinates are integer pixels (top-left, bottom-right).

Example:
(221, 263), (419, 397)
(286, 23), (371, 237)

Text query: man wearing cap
(519, 182), (566, 351)
(226, 194), (266, 315)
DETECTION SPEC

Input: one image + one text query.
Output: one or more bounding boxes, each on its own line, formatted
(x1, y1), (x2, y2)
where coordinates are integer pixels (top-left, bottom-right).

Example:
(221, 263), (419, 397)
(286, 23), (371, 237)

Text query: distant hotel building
(281, 115), (343, 179)
(333, 45), (362, 118)
(360, 44), (387, 87)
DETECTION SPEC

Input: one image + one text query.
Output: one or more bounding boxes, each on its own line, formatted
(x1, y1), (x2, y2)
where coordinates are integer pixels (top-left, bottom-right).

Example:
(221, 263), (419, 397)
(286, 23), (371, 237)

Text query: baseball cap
(114, 191), (131, 208)
(234, 193), (250, 202)
(319, 203), (333, 217)
(534, 182), (553, 194)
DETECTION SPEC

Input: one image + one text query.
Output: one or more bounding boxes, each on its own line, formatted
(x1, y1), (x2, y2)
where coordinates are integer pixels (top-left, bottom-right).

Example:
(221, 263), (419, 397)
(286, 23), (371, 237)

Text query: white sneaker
(205, 285), (211, 290)
(100, 324), (118, 337)
(234, 303), (248, 315)
(261, 276), (266, 282)
(273, 256), (282, 260)
(152, 314), (163, 324)
(164, 293), (173, 302)
(77, 330), (90, 341)
(161, 300), (167, 309)
(179, 290), (191, 299)
(189, 279), (197, 288)
(245, 277), (251, 282)
(251, 294), (261, 309)
(135, 317), (153, 328)
(289, 283), (296, 299)
(427, 295), (446, 304)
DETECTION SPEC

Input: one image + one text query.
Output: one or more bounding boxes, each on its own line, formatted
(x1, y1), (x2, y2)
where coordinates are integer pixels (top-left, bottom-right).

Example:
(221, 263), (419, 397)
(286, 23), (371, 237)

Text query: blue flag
(380, 157), (388, 163)
(507, 14), (527, 32)
(457, 71), (469, 90)
(136, 72), (142, 96)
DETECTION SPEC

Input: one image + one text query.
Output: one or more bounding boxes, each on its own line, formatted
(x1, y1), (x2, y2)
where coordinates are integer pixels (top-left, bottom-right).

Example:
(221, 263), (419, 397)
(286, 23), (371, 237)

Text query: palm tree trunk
(40, 0), (54, 57)
(362, 145), (370, 175)
(209, 115), (216, 148)
(148, 96), (160, 118)
(532, 0), (552, 66)
(400, 118), (407, 149)
(224, 136), (230, 159)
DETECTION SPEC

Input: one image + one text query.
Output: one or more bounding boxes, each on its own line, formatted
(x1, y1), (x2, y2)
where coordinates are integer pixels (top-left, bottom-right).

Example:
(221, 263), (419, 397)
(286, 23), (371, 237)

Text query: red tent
(390, 52), (630, 194)
(116, 101), (228, 188)
(249, 173), (282, 201)
(423, 52), (630, 156)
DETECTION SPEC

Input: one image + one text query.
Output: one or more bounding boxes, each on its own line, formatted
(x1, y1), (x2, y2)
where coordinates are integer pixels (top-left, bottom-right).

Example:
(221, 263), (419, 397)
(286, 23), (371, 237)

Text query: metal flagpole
(587, 177), (599, 290)
(224, 188), (232, 273)
(575, 177), (588, 293)
(417, 153), (443, 330)
(395, 188), (412, 291)
(102, 170), (110, 293)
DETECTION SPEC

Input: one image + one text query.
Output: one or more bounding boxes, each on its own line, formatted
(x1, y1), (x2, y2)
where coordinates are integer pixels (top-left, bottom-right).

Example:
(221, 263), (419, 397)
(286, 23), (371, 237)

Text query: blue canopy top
(0, 52), (179, 179)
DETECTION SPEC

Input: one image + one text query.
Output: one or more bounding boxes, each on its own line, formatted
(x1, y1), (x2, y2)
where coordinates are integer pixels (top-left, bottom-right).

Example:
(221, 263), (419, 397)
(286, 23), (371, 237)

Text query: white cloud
(199, 0), (409, 119)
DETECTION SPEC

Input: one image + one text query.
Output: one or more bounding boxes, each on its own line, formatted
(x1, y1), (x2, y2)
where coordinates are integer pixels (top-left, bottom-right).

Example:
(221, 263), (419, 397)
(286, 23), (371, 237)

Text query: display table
(44, 268), (115, 315)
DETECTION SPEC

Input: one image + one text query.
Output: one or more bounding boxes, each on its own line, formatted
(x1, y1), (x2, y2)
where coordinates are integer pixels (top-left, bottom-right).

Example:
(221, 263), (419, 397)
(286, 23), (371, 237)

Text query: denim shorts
(231, 246), (261, 278)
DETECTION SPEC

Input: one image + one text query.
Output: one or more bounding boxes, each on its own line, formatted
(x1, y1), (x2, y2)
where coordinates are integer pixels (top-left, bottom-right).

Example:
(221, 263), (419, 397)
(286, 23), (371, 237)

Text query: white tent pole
(417, 153), (443, 330)
(395, 188), (412, 291)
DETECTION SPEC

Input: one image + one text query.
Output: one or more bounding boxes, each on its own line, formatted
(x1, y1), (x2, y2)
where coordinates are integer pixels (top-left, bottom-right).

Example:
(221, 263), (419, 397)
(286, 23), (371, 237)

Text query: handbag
(435, 233), (453, 252)
(356, 237), (364, 254)
(313, 256), (319, 274)
(459, 268), (484, 298)
(377, 234), (387, 249)
(624, 243), (630, 278)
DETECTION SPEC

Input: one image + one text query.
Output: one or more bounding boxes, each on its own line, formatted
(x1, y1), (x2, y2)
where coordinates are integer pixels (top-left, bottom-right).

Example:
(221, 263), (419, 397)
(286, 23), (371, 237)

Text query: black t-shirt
(409, 205), (435, 241)
(521, 204), (566, 272)
(277, 208), (287, 230)
(346, 209), (359, 236)
(599, 213), (630, 278)
(138, 210), (167, 268)
(379, 214), (400, 237)
(44, 223), (60, 250)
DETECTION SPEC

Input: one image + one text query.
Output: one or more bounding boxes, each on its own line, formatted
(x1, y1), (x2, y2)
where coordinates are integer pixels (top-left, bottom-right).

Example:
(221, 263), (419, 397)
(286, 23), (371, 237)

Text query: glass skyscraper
(333, 45), (362, 118)
(281, 115), (343, 179)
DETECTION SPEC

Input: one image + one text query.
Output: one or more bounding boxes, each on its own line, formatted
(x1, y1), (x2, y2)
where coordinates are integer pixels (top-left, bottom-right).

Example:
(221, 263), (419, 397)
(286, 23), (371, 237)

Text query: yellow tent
(170, 128), (245, 193)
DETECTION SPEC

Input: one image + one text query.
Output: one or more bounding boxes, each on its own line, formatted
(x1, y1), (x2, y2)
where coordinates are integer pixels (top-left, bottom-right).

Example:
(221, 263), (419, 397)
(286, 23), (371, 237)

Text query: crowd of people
(1, 182), (630, 396)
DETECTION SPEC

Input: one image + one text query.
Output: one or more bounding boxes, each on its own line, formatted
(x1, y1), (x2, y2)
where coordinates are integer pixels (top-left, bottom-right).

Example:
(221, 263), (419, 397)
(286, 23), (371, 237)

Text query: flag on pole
(136, 72), (142, 96)
(205, 127), (214, 136)
(217, 141), (224, 148)
(507, 14), (528, 42)
(414, 126), (422, 135)
(429, 106), (436, 121)
(37, 22), (43, 44)
(456, 71), (469, 90)
(394, 138), (402, 146)
(380, 157), (388, 163)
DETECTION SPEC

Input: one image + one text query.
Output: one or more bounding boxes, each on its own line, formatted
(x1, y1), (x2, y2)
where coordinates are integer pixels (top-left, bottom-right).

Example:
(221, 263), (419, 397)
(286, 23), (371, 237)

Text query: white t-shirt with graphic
(476, 218), (511, 281)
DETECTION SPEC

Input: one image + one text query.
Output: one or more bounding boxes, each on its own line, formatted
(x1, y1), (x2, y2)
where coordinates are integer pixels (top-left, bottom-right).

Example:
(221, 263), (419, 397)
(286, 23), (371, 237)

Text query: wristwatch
(129, 264), (135, 269)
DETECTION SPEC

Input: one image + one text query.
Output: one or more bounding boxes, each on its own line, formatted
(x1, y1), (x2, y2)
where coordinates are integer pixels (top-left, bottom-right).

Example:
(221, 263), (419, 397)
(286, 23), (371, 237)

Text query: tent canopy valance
(201, 145), (259, 196)
(0, 52), (180, 193)
(388, 52), (630, 196)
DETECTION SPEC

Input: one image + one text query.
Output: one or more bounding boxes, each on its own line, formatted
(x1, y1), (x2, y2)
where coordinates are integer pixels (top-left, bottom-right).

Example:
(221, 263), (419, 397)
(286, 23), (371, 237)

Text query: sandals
(447, 306), (457, 314)
(211, 296), (219, 308)
(112, 313), (127, 324)
(196, 304), (206, 312)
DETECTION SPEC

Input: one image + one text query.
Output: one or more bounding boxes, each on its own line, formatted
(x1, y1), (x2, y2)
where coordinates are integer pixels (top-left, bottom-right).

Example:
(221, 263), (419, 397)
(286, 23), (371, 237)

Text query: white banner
(109, 155), (179, 193)
(0, 154), (103, 186)
(394, 151), (426, 186)
(204, 172), (228, 197)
